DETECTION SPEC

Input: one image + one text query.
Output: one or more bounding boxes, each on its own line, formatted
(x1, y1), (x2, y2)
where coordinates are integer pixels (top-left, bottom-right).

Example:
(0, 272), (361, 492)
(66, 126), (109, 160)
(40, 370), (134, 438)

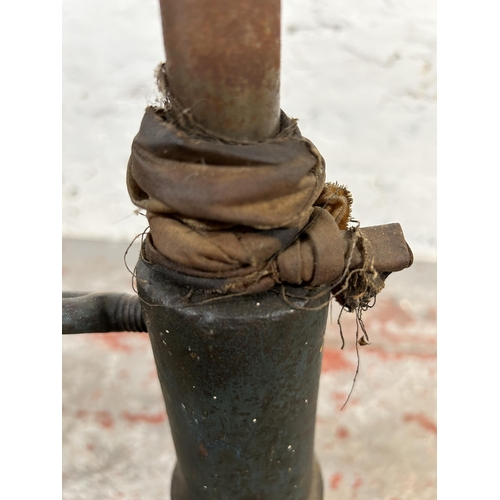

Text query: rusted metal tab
(343, 222), (414, 275)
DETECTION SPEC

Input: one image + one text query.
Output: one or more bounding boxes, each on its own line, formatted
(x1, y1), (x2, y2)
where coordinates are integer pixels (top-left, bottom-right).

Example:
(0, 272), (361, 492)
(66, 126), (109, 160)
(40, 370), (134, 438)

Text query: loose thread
(340, 308), (362, 410)
(279, 285), (331, 312)
(124, 227), (150, 294)
(337, 306), (346, 350)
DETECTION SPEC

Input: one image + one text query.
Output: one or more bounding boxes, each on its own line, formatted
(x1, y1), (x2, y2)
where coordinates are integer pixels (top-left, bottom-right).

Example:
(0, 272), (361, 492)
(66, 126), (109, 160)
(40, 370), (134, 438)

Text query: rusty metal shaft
(159, 0), (281, 142)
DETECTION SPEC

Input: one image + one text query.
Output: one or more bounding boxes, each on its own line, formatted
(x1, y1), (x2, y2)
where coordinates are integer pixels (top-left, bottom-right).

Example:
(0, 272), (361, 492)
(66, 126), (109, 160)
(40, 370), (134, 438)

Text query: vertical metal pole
(137, 1), (326, 498)
(158, 0), (281, 141)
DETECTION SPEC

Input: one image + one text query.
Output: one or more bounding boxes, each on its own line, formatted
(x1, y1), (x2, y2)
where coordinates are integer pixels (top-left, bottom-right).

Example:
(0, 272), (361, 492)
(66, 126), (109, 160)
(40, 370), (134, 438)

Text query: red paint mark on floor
(331, 391), (359, 409)
(366, 347), (436, 361)
(336, 426), (349, 439)
(76, 410), (88, 419)
(427, 306), (437, 321)
(322, 347), (355, 372)
(332, 391), (347, 403)
(352, 476), (362, 488)
(96, 411), (114, 428)
(86, 443), (95, 452)
(90, 332), (149, 353)
(403, 412), (437, 434)
(93, 333), (133, 353)
(329, 472), (343, 490)
(376, 330), (437, 346)
(122, 411), (167, 425)
(370, 298), (415, 327)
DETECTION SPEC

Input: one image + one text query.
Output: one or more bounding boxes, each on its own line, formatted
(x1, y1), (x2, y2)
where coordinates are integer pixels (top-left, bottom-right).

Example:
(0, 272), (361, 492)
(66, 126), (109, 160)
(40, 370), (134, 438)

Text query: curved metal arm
(62, 292), (147, 334)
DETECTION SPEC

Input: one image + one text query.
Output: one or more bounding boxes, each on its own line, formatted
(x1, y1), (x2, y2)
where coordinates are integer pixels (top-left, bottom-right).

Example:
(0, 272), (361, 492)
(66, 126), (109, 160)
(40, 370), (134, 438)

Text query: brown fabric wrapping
(127, 96), (354, 293)
(128, 108), (324, 229)
(276, 208), (345, 287)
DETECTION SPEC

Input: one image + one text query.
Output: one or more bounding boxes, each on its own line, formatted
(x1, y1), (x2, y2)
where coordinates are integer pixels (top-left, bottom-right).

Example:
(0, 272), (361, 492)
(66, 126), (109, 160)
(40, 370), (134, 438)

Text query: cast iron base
(171, 457), (323, 500)
(137, 256), (328, 500)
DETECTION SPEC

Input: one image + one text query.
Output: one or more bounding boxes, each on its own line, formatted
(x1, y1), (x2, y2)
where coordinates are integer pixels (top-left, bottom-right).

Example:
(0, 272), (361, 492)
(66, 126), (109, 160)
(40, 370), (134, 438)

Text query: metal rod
(62, 293), (146, 334)
(159, 0), (281, 141)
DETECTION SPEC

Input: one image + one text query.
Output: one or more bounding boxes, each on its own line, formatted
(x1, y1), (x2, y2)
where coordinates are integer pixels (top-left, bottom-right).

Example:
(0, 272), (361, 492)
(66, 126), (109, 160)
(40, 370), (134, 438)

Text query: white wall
(62, 0), (436, 262)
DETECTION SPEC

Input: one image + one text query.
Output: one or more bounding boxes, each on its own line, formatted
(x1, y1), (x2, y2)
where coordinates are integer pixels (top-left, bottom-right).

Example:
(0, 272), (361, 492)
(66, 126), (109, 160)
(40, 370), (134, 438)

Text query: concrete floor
(62, 238), (436, 500)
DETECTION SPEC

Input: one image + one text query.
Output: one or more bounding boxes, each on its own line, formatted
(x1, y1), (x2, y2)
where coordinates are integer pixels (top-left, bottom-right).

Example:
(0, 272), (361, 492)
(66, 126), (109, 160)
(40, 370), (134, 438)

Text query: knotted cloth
(127, 67), (381, 296)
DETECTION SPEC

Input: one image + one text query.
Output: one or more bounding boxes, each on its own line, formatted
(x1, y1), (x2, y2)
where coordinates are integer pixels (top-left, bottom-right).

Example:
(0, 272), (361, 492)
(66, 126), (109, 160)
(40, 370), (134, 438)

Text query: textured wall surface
(62, 0), (436, 261)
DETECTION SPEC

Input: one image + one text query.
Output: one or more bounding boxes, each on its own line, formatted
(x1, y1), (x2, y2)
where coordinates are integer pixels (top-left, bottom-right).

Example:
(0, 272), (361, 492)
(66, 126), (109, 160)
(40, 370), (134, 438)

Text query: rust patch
(329, 472), (343, 490)
(403, 412), (437, 434)
(321, 347), (355, 372)
(199, 441), (209, 458)
(122, 411), (167, 425)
